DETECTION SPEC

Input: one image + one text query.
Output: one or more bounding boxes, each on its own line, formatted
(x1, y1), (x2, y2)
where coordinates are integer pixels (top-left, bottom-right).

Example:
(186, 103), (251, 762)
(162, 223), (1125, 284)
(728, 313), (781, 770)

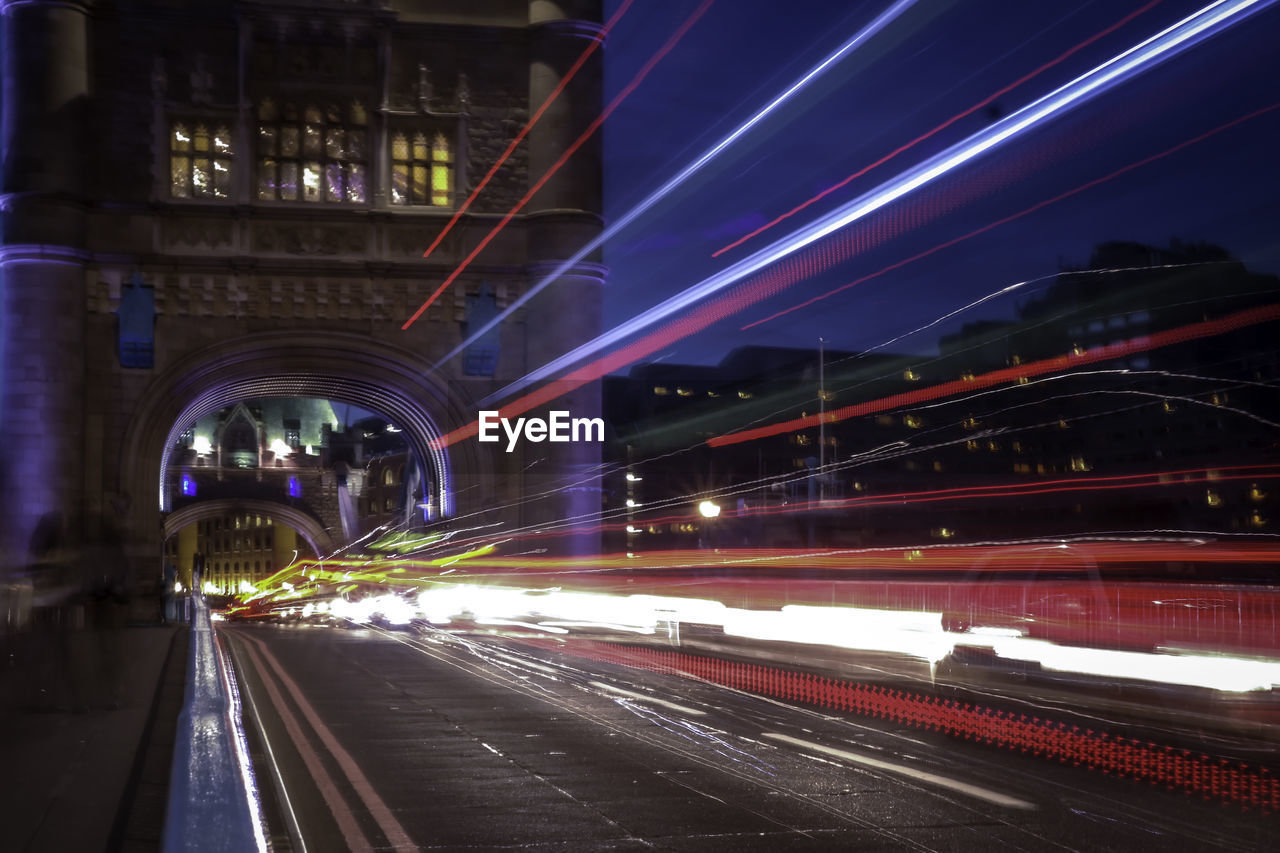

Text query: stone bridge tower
(0, 0), (605, 586)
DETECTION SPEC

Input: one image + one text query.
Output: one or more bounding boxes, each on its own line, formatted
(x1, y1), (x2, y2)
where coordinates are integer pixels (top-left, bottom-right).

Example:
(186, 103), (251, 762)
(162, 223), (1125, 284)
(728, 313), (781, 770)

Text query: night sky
(599, 0), (1280, 366)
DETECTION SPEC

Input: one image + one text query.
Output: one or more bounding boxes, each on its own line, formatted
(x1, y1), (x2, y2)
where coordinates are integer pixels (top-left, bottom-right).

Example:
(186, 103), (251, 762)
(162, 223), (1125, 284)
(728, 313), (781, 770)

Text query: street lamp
(698, 500), (721, 518)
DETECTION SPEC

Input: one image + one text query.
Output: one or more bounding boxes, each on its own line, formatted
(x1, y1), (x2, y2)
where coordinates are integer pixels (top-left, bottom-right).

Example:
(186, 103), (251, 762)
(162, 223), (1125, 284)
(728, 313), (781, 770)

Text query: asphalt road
(223, 623), (1276, 852)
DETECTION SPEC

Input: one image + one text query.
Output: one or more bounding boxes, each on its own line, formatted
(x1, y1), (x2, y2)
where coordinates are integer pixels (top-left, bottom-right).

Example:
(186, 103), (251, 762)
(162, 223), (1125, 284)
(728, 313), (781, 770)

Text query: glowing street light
(698, 500), (721, 518)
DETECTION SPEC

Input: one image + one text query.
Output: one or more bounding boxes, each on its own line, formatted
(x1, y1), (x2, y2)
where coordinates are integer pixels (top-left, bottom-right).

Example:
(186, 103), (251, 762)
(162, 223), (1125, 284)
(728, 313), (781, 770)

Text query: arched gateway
(0, 0), (607, 594)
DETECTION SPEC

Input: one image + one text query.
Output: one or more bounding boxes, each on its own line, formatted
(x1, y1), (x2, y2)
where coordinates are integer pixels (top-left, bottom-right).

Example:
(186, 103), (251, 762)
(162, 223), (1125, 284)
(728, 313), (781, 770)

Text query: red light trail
(419, 0), (636, 263)
(403, 0), (716, 331)
(431, 464), (1280, 549)
(741, 99), (1280, 330)
(518, 638), (1279, 813)
(710, 302), (1280, 447)
(430, 101), (1280, 451)
(711, 0), (1165, 258)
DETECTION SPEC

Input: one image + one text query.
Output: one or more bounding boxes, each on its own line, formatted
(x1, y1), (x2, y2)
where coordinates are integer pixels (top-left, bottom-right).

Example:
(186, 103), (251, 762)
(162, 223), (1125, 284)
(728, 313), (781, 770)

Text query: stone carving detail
(255, 224), (367, 256)
(388, 224), (459, 258)
(166, 217), (234, 250)
(190, 54), (213, 105)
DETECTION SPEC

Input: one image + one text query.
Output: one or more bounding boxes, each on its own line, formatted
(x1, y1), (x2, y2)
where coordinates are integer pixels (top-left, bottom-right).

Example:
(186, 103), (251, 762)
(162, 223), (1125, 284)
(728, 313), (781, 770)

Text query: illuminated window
(1070, 456), (1091, 472)
(1250, 484), (1267, 502)
(170, 122), (233, 198)
(1205, 490), (1222, 507)
(383, 467), (395, 486)
(653, 386), (670, 396)
(257, 100), (367, 203)
(676, 388), (694, 397)
(903, 414), (922, 429)
(903, 369), (919, 381)
(288, 476), (302, 498)
(737, 391), (753, 400)
(391, 130), (452, 206)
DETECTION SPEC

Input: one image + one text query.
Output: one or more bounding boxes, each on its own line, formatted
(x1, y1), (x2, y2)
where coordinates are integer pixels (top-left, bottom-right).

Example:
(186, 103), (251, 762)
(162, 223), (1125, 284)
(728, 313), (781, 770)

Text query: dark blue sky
(599, 0), (1280, 365)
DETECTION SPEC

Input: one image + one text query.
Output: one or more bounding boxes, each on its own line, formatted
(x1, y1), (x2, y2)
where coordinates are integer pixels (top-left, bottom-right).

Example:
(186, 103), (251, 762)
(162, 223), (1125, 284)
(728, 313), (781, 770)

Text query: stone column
(0, 0), (90, 564)
(521, 0), (606, 557)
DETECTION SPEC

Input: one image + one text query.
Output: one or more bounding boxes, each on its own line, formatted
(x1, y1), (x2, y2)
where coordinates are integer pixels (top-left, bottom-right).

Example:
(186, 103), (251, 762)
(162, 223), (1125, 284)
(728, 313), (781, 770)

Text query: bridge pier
(0, 0), (90, 561)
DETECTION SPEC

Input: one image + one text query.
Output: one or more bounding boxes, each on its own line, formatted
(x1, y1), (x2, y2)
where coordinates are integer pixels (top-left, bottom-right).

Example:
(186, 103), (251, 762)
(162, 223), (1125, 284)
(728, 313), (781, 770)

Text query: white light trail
(433, 0), (922, 369)
(762, 733), (1038, 809)
(479, 0), (1274, 407)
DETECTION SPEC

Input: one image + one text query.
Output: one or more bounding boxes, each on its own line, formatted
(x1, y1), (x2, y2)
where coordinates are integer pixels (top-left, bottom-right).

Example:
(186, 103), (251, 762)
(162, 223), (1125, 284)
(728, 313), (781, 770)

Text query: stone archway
(116, 331), (494, 582)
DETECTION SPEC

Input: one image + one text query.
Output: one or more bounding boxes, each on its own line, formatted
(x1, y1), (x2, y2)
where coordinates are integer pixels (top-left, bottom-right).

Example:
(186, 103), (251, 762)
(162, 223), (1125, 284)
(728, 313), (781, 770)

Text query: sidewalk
(0, 620), (188, 853)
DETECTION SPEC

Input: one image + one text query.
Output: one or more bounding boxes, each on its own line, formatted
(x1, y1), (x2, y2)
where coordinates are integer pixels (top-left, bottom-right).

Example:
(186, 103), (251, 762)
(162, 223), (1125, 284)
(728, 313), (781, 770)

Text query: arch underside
(158, 374), (448, 516)
(162, 497), (337, 557)
(119, 332), (491, 557)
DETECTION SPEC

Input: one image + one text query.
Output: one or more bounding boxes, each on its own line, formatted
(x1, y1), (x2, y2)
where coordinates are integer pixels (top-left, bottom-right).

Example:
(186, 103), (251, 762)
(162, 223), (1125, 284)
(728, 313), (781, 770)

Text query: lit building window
(653, 386), (670, 396)
(171, 122), (233, 198)
(288, 476), (302, 498)
(180, 473), (197, 497)
(257, 100), (367, 203)
(390, 130), (452, 206)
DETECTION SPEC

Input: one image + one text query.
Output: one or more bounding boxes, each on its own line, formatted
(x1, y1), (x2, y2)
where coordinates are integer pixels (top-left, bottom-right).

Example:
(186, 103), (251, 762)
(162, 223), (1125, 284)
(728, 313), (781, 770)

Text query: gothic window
(257, 99), (367, 203)
(170, 122), (233, 198)
(390, 130), (452, 206)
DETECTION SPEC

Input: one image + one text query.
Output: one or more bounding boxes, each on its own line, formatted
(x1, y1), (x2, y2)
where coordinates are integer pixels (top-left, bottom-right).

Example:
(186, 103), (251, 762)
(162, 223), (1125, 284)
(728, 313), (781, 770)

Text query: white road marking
(589, 681), (707, 716)
(762, 733), (1037, 810)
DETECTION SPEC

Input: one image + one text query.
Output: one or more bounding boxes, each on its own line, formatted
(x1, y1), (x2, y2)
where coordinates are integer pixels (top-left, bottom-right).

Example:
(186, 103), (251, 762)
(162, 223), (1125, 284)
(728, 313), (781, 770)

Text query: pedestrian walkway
(0, 621), (188, 853)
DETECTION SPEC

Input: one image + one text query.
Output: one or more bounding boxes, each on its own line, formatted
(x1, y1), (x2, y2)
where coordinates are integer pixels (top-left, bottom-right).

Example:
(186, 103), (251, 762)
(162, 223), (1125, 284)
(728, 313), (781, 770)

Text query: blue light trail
(477, 0), (1275, 409)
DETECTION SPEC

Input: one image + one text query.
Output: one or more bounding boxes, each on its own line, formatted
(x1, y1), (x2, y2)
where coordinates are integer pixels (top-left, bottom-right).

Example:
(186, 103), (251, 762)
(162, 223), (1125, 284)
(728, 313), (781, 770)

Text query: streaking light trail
(711, 0), (1166, 258)
(402, 0), (717, 330)
(430, 0), (923, 365)
(419, 0), (636, 261)
(709, 302), (1280, 447)
(436, 95), (1278, 454)
(473, 0), (1274, 413)
(741, 98), (1280, 329)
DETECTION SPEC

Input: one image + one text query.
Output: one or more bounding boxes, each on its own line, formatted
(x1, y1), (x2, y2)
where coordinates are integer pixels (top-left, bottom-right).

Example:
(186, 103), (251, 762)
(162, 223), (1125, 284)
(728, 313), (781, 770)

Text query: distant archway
(162, 498), (336, 557)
